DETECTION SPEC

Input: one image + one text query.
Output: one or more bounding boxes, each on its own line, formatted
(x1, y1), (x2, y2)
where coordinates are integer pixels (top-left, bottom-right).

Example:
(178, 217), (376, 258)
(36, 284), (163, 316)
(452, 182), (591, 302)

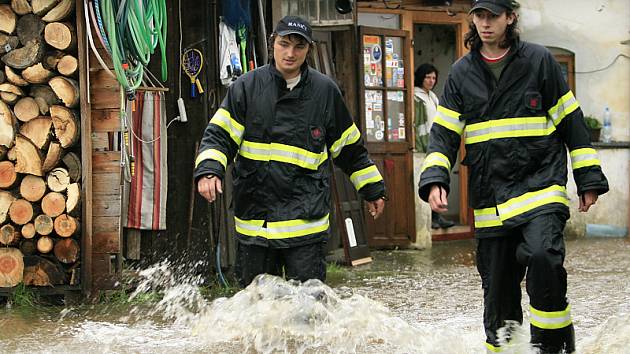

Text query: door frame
(358, 6), (475, 241)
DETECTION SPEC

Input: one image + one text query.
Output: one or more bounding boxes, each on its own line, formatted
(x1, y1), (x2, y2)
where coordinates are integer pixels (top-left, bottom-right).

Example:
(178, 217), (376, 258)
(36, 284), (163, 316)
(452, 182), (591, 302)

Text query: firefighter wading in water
(418, 0), (609, 352)
(195, 16), (386, 288)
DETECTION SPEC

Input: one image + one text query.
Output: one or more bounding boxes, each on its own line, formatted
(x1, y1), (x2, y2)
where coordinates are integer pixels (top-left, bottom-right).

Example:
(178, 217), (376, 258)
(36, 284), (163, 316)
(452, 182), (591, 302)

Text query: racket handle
(195, 79), (204, 94)
(191, 83), (197, 98)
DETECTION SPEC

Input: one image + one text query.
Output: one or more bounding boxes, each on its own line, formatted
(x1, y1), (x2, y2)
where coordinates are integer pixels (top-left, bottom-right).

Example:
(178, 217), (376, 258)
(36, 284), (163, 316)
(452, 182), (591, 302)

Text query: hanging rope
(97, 0), (168, 97)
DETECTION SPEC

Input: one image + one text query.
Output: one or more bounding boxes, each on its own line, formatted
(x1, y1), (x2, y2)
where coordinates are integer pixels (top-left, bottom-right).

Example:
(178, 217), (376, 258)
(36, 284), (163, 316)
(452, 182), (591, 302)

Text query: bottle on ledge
(601, 107), (612, 143)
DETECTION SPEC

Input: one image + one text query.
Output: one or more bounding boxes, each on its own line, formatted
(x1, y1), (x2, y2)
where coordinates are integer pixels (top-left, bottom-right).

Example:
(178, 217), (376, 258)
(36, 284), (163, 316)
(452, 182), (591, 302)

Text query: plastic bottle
(602, 107), (612, 143)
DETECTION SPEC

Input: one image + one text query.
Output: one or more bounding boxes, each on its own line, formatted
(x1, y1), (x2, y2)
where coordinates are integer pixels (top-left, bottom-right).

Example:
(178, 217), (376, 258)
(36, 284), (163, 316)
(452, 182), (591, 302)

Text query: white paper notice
(345, 218), (357, 247)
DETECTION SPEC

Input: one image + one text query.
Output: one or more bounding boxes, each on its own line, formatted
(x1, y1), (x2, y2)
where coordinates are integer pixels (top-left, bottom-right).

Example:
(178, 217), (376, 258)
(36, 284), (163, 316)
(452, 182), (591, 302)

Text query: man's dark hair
(414, 63), (439, 88)
(464, 10), (520, 50)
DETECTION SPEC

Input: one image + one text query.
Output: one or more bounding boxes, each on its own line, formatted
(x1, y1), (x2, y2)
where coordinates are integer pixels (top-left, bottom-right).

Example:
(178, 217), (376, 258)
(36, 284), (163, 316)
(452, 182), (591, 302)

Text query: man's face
(422, 72), (437, 92)
(472, 9), (515, 46)
(273, 34), (309, 78)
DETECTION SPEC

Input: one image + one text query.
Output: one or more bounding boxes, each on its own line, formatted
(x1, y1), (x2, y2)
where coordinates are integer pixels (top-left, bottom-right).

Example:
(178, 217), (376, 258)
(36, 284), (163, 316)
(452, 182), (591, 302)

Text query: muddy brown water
(1, 238), (629, 353)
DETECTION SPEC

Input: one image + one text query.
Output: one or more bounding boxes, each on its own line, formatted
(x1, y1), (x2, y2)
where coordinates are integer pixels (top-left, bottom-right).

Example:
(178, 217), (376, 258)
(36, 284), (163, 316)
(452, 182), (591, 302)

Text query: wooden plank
(90, 88), (120, 110)
(93, 216), (120, 233)
(89, 50), (113, 70)
(125, 228), (141, 260)
(92, 252), (118, 290)
(77, 0), (94, 297)
(93, 231), (120, 253)
(92, 109), (120, 132)
(91, 132), (111, 151)
(93, 194), (121, 217)
(90, 69), (120, 90)
(92, 151), (121, 173)
(92, 173), (121, 195)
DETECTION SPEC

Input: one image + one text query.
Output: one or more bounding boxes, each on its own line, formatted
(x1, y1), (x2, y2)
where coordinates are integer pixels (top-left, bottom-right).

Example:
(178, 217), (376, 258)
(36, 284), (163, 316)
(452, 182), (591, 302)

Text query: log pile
(0, 1), (80, 288)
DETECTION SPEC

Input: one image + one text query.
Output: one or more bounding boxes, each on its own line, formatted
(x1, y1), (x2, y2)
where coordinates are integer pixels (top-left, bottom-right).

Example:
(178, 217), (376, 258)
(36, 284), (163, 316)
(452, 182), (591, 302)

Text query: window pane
(387, 91), (405, 142)
(363, 35), (383, 87)
(385, 37), (404, 88)
(365, 90), (385, 142)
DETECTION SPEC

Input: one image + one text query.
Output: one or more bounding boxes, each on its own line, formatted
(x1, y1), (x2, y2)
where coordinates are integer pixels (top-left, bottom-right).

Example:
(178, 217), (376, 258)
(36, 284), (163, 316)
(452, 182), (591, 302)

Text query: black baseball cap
(469, 0), (514, 15)
(274, 16), (313, 44)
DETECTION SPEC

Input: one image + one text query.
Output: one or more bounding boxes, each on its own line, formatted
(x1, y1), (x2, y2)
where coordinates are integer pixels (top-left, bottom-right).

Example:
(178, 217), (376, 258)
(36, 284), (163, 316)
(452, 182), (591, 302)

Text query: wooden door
(359, 26), (415, 247)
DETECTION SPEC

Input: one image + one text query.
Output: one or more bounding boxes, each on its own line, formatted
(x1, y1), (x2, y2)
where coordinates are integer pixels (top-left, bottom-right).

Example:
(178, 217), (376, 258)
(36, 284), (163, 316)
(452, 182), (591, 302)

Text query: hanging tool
(257, 0), (268, 64)
(182, 48), (204, 98)
(238, 25), (248, 74)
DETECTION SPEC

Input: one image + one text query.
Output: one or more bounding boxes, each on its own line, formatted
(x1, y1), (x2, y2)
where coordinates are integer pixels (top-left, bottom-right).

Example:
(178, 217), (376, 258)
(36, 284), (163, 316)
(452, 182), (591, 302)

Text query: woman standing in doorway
(414, 63), (454, 229)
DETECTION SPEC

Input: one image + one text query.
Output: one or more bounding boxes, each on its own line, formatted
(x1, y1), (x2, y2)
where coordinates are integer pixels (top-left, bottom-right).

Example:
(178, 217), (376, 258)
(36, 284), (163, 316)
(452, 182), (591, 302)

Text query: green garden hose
(99, 0), (168, 95)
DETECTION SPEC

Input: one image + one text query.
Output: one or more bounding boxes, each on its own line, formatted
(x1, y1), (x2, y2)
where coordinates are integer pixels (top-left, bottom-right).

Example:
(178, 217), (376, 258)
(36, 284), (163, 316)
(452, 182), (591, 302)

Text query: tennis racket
(182, 48), (204, 98)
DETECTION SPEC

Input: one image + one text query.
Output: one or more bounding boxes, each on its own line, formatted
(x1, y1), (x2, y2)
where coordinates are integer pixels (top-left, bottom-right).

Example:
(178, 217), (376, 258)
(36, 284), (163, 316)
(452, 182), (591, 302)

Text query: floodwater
(1, 237), (629, 353)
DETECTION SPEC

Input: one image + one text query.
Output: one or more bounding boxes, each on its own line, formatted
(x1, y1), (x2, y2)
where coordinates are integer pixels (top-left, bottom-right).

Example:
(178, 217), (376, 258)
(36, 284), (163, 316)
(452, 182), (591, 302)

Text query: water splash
(188, 274), (469, 353)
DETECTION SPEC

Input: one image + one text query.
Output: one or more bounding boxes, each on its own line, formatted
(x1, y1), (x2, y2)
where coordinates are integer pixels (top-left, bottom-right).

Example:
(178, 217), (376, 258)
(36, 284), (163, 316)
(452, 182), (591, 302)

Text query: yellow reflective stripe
(497, 185), (569, 221)
(530, 304), (572, 330)
(195, 149), (228, 169)
(570, 147), (601, 170)
(548, 91), (579, 126)
(474, 207), (503, 228)
(433, 105), (465, 135)
(421, 152), (451, 173)
(234, 214), (330, 239)
(465, 116), (556, 144)
(350, 165), (383, 191)
(238, 140), (328, 170)
(210, 108), (245, 146)
(330, 124), (361, 159)
(485, 342), (503, 353)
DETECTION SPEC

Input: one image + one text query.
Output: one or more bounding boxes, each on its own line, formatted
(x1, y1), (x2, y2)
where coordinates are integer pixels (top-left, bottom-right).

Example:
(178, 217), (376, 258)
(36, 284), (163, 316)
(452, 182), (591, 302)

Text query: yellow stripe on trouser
(234, 214), (330, 239)
(421, 152), (451, 172)
(548, 91), (579, 126)
(485, 342), (503, 353)
(433, 105), (465, 135)
(570, 147), (601, 170)
(330, 124), (361, 159)
(195, 148), (228, 169)
(350, 165), (383, 191)
(238, 140), (328, 170)
(474, 185), (569, 228)
(530, 304), (572, 330)
(210, 108), (245, 146)
(464, 116), (556, 144)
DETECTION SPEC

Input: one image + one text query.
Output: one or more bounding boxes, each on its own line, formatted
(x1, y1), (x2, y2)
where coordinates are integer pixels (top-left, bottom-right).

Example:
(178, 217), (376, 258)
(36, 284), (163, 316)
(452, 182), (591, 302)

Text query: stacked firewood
(0, 0), (81, 289)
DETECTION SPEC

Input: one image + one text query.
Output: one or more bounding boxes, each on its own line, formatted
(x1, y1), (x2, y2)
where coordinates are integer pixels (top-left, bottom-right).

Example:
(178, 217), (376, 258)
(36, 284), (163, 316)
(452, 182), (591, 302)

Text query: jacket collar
(268, 59), (310, 88)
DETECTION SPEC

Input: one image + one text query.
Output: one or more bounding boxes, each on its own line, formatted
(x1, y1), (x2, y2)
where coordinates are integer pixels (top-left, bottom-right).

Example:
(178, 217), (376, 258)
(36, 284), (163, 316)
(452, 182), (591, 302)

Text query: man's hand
(428, 184), (449, 213)
(579, 190), (598, 212)
(367, 198), (385, 219)
(197, 175), (223, 203)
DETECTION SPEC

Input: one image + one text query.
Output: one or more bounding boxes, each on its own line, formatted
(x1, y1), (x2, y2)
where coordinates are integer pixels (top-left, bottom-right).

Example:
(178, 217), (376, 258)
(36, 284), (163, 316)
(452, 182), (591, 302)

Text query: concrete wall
(519, 0), (630, 236)
(519, 0), (630, 142)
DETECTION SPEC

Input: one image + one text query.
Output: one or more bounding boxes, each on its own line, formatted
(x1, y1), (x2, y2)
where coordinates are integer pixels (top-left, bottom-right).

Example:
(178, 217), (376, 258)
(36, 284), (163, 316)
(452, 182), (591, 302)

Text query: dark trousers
(234, 240), (327, 288)
(476, 213), (575, 353)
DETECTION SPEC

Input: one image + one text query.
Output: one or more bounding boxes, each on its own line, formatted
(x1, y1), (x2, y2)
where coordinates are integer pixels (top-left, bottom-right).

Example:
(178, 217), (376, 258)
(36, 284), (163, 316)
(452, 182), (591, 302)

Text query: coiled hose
(97, 0), (168, 95)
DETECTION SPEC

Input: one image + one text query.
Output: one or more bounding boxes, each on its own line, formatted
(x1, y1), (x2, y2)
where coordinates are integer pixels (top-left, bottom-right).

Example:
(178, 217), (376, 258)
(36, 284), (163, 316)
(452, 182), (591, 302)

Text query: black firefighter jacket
(418, 41), (609, 237)
(195, 63), (385, 247)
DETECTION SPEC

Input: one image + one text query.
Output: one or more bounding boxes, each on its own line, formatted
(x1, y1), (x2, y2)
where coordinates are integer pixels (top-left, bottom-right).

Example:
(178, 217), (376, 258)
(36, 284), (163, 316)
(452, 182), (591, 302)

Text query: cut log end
(54, 213), (77, 237)
(34, 213), (53, 235)
(23, 255), (65, 286)
(9, 198), (34, 225)
(20, 175), (47, 202)
(36, 235), (53, 253)
(41, 191), (65, 217)
(0, 248), (24, 287)
(54, 238), (78, 263)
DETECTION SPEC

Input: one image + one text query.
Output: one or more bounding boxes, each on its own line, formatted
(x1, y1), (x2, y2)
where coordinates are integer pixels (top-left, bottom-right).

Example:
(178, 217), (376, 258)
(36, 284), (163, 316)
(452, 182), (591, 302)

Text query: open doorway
(413, 23), (471, 240)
